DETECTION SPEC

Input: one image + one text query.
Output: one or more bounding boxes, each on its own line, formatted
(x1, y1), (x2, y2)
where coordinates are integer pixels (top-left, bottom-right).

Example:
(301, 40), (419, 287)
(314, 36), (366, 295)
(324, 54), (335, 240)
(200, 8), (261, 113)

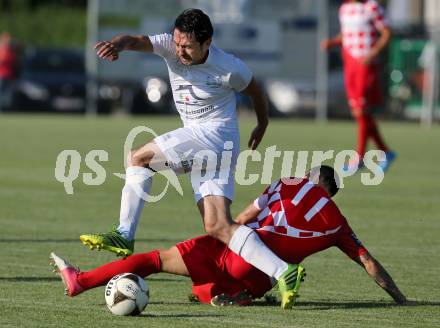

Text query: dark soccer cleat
(210, 290), (253, 307)
(80, 229), (134, 257)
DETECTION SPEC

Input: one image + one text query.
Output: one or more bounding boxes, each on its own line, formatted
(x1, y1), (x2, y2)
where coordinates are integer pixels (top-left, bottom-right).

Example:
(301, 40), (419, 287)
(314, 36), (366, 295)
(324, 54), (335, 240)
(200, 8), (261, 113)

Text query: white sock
(117, 166), (153, 240)
(228, 225), (288, 280)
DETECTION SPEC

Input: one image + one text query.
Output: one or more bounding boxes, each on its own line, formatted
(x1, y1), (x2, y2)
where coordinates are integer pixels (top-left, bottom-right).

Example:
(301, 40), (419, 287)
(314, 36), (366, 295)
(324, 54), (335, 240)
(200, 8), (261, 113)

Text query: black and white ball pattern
(105, 273), (149, 316)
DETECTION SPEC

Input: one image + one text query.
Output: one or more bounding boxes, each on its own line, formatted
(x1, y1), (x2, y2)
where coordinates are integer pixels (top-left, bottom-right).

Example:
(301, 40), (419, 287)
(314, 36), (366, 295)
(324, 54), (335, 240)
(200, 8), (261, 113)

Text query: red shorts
(176, 235), (273, 304)
(343, 50), (383, 111)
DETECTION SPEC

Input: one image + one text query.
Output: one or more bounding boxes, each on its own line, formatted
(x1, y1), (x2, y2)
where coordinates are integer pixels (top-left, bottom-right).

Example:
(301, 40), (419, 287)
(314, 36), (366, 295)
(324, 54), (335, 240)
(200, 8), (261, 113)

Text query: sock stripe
(108, 235), (128, 249)
(284, 269), (299, 286)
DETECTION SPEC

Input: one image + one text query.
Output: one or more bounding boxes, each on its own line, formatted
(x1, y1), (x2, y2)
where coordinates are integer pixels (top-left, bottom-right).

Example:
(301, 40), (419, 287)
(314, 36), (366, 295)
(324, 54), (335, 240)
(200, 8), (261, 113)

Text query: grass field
(0, 114), (439, 327)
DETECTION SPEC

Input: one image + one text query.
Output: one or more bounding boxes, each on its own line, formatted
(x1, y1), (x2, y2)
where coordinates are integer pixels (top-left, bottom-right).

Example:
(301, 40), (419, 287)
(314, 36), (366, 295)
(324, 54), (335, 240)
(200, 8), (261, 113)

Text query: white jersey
(149, 33), (252, 128)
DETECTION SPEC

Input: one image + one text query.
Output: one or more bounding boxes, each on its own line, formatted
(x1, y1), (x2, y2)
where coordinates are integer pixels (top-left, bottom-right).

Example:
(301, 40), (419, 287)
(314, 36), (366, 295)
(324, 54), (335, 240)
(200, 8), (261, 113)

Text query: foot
(50, 252), (84, 297)
(277, 264), (306, 309)
(80, 229), (134, 257)
(210, 290), (253, 307)
(379, 151), (396, 172)
(342, 159), (364, 173)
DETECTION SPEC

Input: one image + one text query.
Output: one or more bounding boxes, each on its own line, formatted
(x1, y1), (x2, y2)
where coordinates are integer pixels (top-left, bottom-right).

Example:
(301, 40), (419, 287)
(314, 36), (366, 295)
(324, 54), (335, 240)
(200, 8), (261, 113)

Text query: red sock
(364, 114), (388, 151)
(355, 114), (368, 159)
(77, 250), (161, 291)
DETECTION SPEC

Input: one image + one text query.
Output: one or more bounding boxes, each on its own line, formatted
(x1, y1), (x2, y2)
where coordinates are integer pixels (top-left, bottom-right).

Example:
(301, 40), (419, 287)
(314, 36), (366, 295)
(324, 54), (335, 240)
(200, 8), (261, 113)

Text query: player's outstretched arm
(355, 252), (407, 304)
(94, 35), (153, 61)
(235, 203), (261, 225)
(320, 33), (342, 51)
(242, 77), (268, 150)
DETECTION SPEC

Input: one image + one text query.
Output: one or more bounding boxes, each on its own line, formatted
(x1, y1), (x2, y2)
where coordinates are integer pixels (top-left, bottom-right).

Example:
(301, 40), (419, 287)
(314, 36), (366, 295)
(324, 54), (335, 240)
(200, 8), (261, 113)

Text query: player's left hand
(248, 124), (267, 150)
(320, 39), (332, 51)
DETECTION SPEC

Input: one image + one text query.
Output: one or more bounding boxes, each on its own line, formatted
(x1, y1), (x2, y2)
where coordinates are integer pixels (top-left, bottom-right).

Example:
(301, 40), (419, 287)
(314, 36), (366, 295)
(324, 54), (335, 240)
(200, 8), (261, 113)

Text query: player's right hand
(94, 41), (119, 61)
(320, 39), (332, 51)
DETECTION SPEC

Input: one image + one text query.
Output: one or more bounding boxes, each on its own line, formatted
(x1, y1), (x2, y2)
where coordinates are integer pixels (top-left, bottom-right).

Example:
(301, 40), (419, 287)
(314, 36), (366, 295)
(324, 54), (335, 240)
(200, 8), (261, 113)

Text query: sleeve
(229, 56), (253, 92)
(148, 33), (175, 58)
(368, 0), (389, 31)
(253, 179), (281, 210)
(253, 186), (270, 210)
(336, 223), (368, 259)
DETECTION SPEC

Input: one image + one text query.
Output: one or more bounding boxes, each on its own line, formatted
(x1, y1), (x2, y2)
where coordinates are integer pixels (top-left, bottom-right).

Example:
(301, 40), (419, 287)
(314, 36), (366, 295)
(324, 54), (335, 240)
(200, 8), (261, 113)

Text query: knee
(129, 150), (143, 166)
(204, 220), (233, 243)
(129, 149), (153, 167)
(204, 220), (219, 237)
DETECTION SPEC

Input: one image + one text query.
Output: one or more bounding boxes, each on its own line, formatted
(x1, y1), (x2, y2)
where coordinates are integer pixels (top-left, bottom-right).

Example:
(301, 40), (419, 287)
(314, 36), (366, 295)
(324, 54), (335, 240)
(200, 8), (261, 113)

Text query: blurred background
(0, 0), (439, 125)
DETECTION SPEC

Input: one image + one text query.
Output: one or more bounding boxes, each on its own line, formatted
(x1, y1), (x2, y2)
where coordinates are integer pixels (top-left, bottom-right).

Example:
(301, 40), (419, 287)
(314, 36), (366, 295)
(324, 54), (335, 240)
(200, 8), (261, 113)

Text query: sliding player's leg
(198, 195), (303, 309)
(223, 249), (305, 308)
(50, 246), (188, 297)
(175, 235), (250, 305)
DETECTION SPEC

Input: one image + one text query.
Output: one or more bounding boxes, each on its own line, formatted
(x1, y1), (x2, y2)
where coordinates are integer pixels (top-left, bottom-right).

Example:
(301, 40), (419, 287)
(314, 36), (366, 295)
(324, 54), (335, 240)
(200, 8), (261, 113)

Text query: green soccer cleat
(80, 229), (134, 257)
(277, 264), (306, 309)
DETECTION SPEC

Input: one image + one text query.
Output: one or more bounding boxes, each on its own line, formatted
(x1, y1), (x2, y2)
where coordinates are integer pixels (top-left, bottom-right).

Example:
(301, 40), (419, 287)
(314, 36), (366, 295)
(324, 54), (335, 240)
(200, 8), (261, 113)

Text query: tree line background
(0, 0), (87, 47)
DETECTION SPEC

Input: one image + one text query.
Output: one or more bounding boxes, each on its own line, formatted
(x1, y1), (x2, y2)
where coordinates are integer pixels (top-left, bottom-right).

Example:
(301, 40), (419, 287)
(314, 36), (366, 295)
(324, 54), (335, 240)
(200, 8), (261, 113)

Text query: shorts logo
(181, 159), (194, 173)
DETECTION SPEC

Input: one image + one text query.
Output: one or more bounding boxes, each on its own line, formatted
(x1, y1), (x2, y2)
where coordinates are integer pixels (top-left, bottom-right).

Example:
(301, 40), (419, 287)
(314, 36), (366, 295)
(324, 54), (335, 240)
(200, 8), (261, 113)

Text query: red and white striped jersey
(248, 178), (367, 263)
(339, 0), (389, 58)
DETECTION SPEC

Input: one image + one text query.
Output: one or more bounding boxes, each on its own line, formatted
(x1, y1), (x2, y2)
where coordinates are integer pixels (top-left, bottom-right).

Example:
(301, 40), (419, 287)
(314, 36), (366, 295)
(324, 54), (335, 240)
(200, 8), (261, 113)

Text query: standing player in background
(0, 32), (19, 112)
(79, 9), (301, 309)
(321, 0), (396, 171)
(51, 166), (407, 306)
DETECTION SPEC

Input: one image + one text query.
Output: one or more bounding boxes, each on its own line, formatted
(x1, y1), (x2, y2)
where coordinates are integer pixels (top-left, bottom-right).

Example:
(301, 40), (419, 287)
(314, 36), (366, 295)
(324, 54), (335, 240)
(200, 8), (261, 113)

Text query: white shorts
(154, 123), (240, 202)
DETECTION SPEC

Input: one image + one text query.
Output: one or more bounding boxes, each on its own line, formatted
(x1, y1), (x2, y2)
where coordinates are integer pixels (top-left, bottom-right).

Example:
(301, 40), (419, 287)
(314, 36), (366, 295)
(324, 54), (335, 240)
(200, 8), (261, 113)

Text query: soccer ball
(105, 273), (149, 316)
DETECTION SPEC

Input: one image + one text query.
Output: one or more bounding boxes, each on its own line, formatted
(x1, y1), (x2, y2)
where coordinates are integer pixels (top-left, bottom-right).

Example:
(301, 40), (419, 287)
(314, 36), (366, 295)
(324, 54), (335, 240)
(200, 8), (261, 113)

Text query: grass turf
(0, 114), (439, 327)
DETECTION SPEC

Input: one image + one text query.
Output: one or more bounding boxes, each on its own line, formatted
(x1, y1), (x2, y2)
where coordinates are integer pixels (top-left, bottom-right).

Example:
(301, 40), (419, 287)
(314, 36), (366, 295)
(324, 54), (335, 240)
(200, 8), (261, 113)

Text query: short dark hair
(173, 8), (213, 44)
(310, 165), (340, 197)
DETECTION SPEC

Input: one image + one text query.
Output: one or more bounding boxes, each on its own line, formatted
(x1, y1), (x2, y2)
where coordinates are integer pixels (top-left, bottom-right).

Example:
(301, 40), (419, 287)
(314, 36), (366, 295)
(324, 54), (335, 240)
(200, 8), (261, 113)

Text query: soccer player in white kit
(80, 9), (301, 309)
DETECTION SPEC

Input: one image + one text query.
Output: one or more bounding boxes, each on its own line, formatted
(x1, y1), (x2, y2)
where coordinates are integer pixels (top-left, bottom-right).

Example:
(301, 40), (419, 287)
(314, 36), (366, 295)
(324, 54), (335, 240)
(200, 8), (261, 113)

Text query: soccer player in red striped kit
(322, 0), (396, 172)
(51, 166), (407, 306)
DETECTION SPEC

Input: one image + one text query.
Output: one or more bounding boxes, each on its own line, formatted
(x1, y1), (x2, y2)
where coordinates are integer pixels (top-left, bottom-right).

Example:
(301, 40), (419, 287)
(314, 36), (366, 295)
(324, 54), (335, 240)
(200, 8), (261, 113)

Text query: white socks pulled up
(228, 225), (288, 280)
(117, 166), (153, 240)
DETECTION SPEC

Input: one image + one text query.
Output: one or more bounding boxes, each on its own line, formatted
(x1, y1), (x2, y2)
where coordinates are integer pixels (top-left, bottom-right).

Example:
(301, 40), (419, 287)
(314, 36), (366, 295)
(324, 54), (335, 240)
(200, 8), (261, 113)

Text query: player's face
(173, 29), (211, 65)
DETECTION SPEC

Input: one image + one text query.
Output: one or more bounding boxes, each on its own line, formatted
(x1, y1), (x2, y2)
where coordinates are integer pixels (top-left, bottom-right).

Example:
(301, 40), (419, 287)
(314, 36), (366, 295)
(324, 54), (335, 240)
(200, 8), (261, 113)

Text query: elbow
(235, 215), (246, 225)
(382, 27), (392, 44)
